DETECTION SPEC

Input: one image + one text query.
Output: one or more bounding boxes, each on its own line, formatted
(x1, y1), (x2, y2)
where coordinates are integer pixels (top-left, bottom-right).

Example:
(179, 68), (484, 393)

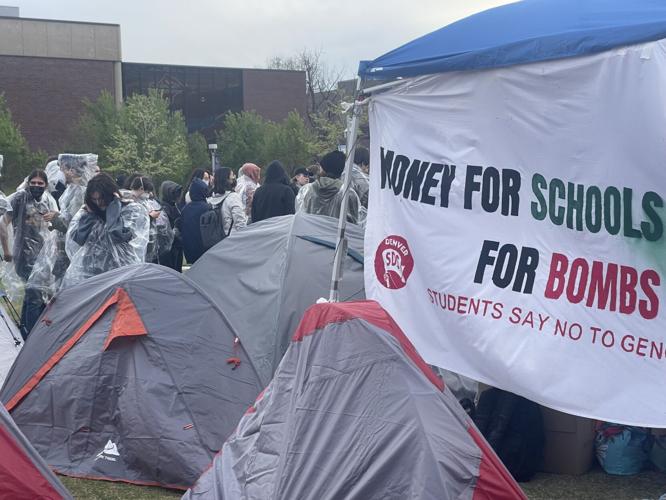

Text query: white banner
(365, 40), (666, 426)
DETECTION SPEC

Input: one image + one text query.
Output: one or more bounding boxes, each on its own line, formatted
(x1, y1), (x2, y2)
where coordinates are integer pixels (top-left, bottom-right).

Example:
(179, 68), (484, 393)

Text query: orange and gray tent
(188, 212), (365, 386)
(0, 264), (263, 489)
(0, 402), (72, 499)
(184, 301), (526, 500)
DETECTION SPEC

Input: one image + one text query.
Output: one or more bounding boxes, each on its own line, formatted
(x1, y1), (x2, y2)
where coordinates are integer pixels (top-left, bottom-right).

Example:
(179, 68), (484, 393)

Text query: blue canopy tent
(330, 0), (666, 300)
(358, 0), (666, 79)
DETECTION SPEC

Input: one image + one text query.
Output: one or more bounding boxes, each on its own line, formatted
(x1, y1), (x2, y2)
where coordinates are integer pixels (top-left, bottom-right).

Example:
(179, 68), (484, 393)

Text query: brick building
(0, 12), (306, 153)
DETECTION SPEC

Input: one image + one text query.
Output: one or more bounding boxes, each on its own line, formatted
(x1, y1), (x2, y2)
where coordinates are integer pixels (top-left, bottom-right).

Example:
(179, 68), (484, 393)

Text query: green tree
(187, 132), (211, 171)
(0, 93), (44, 190)
(69, 91), (120, 167)
(217, 111), (319, 175)
(104, 89), (190, 184)
(217, 111), (269, 170)
(267, 49), (363, 155)
(262, 111), (317, 174)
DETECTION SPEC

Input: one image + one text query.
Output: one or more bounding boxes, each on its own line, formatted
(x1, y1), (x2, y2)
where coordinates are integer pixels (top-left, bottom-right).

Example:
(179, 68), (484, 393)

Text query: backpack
(200, 195), (232, 251)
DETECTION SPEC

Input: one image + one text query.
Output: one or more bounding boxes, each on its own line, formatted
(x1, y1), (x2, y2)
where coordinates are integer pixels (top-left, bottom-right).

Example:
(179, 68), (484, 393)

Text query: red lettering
(457, 296), (468, 314)
(650, 341), (664, 360)
(566, 258), (589, 303)
(469, 297), (480, 315)
(619, 266), (638, 314)
(586, 261), (617, 311)
(639, 270), (660, 320)
(492, 303), (503, 319)
(545, 253), (568, 299)
(621, 334), (635, 353)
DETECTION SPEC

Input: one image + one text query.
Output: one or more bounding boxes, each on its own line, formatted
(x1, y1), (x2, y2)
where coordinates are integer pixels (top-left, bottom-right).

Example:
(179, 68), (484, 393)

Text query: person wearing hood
(235, 163), (261, 221)
(159, 180), (184, 271)
(27, 154), (97, 309)
(61, 173), (150, 289)
(207, 167), (247, 235)
(179, 178), (210, 264)
(180, 168), (211, 206)
(250, 161), (295, 224)
(0, 169), (59, 336)
(302, 150), (359, 223)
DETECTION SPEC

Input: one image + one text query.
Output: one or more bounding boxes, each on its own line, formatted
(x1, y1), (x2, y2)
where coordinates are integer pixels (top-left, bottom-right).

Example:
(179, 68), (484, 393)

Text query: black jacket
(179, 179), (209, 263)
(251, 162), (295, 223)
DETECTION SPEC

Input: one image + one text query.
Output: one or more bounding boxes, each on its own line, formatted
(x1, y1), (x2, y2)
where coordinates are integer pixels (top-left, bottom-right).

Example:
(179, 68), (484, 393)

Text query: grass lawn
(60, 477), (181, 499)
(60, 467), (666, 499)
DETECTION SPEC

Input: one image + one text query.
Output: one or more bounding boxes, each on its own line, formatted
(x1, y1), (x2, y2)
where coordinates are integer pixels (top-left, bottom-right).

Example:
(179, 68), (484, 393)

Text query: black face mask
(29, 186), (45, 201)
(230, 179), (237, 190)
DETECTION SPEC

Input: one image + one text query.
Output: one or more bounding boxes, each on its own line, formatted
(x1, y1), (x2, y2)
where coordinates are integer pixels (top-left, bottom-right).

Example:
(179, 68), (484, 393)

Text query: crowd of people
(0, 147), (370, 337)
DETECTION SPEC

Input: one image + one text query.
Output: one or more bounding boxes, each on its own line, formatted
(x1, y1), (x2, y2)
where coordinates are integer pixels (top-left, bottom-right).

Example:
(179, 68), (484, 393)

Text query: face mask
(139, 193), (150, 201)
(29, 186), (45, 201)
(230, 179), (237, 190)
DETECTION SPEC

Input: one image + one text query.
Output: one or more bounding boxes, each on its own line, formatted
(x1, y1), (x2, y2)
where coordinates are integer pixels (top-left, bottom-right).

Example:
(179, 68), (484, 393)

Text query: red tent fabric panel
(5, 289), (121, 411)
(0, 423), (64, 499)
(103, 288), (148, 351)
(292, 300), (444, 391)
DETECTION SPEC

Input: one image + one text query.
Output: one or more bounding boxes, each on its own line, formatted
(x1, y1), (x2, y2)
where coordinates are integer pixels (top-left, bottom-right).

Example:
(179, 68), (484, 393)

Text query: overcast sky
(9, 0), (513, 77)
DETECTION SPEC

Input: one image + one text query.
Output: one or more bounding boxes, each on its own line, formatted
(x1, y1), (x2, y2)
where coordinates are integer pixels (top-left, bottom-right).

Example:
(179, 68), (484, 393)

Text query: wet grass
(60, 467), (666, 499)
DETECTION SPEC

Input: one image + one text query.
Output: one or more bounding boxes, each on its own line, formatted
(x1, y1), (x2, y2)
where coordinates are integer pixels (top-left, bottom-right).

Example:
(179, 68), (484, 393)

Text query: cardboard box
(540, 406), (596, 475)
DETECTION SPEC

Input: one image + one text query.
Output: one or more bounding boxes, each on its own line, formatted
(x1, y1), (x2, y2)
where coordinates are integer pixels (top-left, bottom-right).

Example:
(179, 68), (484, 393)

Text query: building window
(122, 63), (243, 139)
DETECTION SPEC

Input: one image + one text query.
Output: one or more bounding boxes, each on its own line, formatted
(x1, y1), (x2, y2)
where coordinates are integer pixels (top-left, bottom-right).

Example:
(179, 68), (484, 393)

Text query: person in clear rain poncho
(0, 169), (59, 336)
(60, 173), (149, 289)
(27, 154), (98, 304)
(125, 175), (173, 264)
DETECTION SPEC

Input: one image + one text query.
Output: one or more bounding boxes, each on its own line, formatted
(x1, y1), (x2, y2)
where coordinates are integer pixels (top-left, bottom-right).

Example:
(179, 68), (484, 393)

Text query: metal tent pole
(329, 78), (363, 302)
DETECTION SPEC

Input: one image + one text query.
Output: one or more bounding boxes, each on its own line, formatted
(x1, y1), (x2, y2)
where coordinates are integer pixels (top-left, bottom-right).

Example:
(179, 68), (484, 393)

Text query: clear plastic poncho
(295, 182), (312, 213)
(0, 156), (21, 301)
(6, 190), (59, 282)
(0, 154), (18, 300)
(122, 191), (174, 263)
(60, 198), (150, 290)
(27, 154), (98, 301)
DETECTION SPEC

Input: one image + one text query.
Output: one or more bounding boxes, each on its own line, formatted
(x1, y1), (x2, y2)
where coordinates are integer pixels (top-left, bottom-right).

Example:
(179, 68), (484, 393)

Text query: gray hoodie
(301, 177), (359, 223)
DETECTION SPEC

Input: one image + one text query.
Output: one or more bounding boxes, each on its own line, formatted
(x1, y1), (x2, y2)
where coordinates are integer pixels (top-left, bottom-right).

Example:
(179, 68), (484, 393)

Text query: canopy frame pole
(329, 78), (363, 302)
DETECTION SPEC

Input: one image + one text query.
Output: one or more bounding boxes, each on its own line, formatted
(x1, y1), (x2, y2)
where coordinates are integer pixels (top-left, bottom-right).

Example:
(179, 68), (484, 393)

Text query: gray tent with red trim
(188, 212), (365, 386)
(184, 300), (526, 500)
(0, 264), (263, 489)
(0, 402), (72, 499)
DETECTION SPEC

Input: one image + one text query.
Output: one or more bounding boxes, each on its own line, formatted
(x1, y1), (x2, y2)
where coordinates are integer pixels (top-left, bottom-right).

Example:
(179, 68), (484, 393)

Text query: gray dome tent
(184, 301), (526, 500)
(187, 212), (365, 385)
(0, 264), (263, 489)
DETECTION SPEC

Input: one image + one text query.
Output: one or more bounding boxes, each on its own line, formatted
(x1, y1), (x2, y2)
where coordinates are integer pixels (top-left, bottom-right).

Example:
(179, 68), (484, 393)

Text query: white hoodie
(207, 191), (247, 234)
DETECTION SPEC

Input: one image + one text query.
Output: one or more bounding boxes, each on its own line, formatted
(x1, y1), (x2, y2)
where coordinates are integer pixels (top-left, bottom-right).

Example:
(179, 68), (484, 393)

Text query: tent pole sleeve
(362, 79), (404, 95)
(329, 78), (363, 303)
